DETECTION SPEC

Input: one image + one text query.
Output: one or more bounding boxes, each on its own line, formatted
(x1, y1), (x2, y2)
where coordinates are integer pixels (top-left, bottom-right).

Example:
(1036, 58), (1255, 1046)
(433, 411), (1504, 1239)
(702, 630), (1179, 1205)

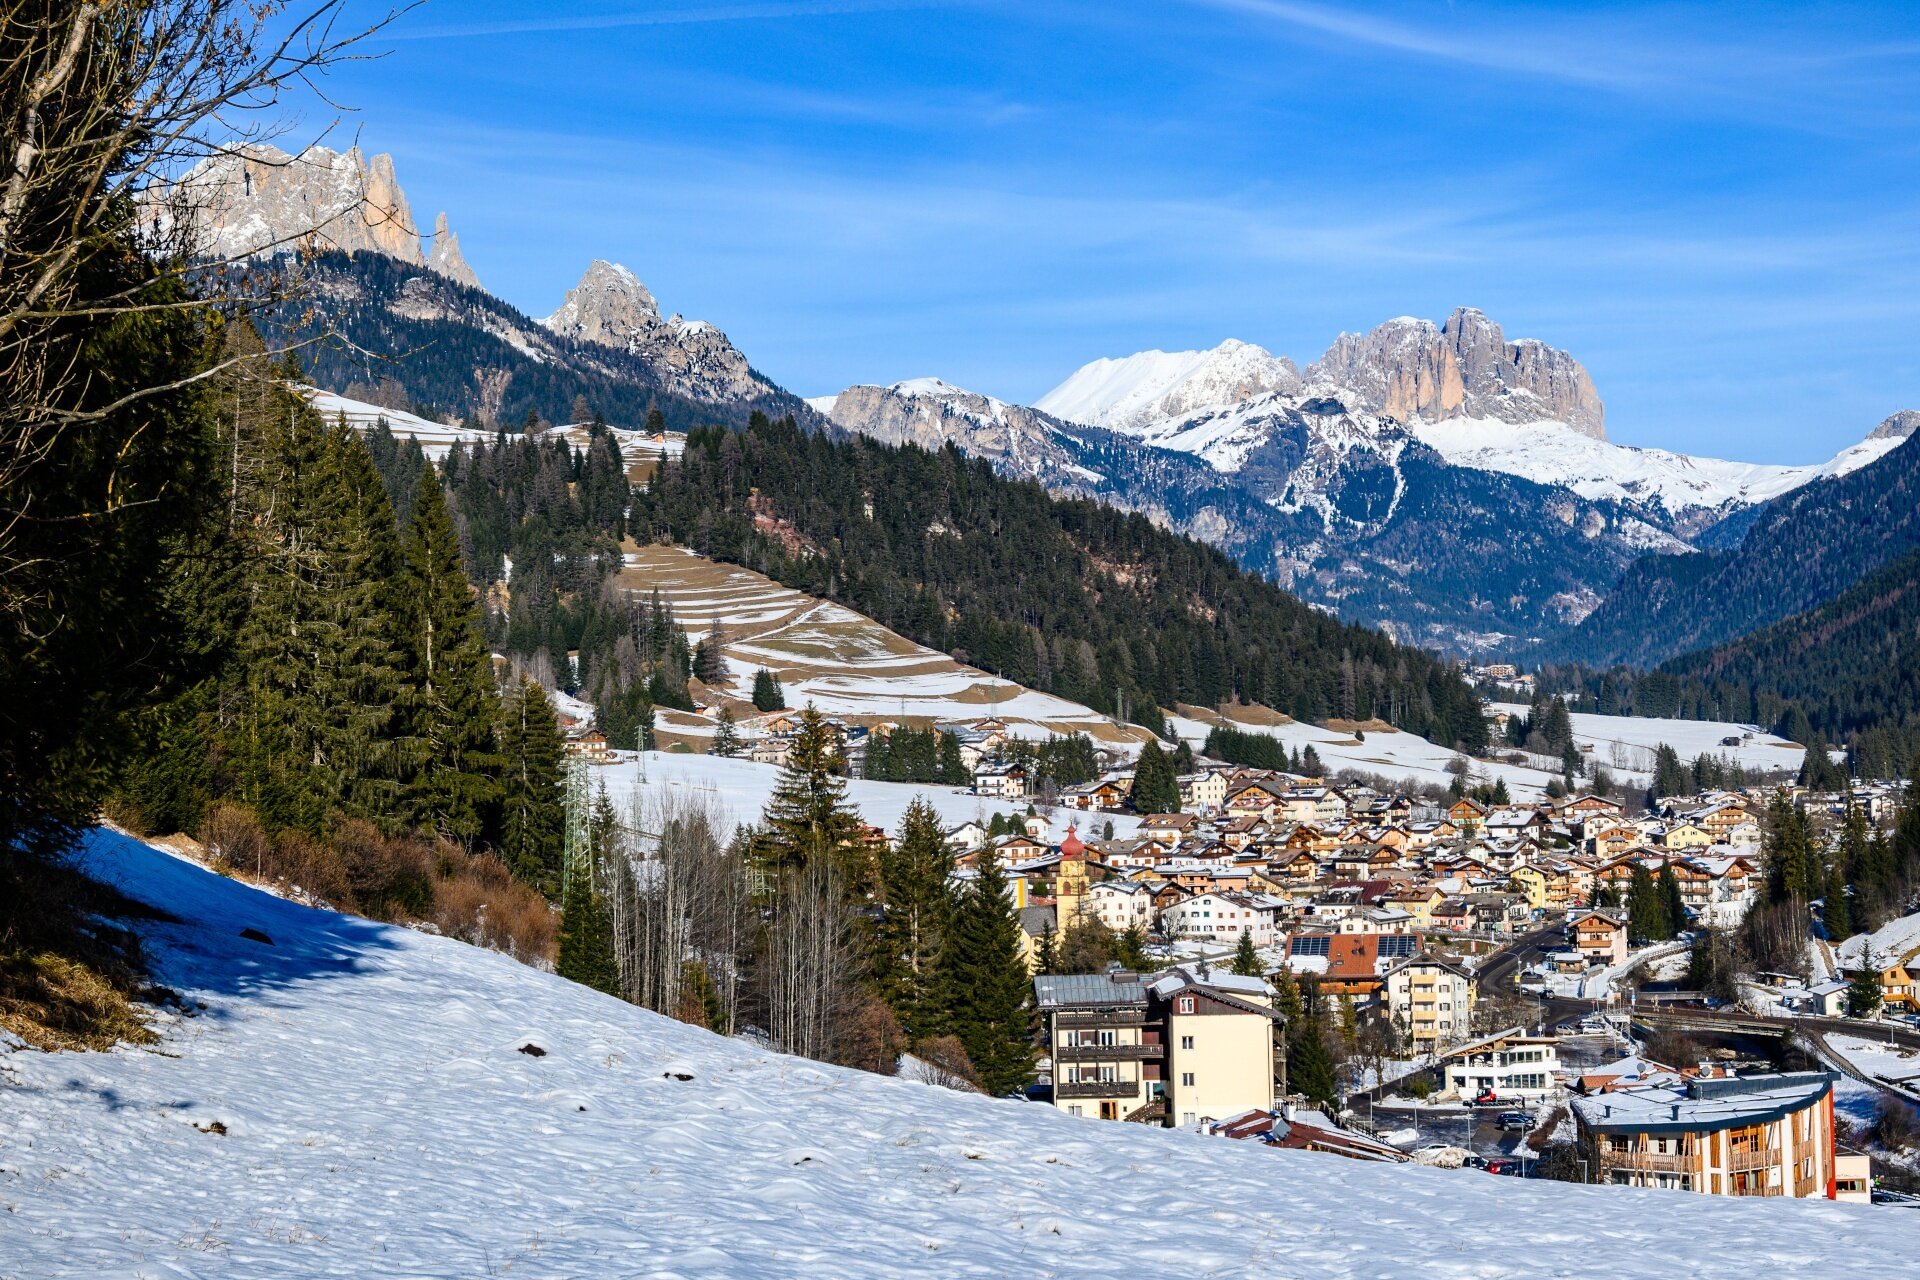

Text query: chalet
(1281, 932), (1419, 1004)
(1569, 908), (1628, 967)
(1034, 971), (1159, 1123)
(1835, 928), (1920, 1012)
(1574, 1072), (1861, 1199)
(1271, 849), (1323, 882)
(1224, 781), (1289, 820)
(1139, 813), (1198, 846)
(945, 820), (990, 851)
(562, 729), (616, 765)
(1562, 794), (1625, 823)
(973, 764), (1027, 800)
(1447, 797), (1488, 835)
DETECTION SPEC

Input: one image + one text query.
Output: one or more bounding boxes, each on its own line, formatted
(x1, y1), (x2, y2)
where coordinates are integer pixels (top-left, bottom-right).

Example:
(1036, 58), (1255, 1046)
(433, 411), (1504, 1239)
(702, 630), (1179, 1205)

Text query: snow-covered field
(1490, 704), (1805, 781)
(4, 830), (1910, 1279)
(619, 545), (1148, 748)
(597, 750), (1140, 845)
(1168, 708), (1566, 800)
(1826, 1035), (1920, 1099)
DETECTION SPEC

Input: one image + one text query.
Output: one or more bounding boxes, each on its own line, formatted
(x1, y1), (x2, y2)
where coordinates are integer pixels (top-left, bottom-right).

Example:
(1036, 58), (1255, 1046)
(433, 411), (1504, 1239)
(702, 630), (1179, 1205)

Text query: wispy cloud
(393, 0), (963, 41)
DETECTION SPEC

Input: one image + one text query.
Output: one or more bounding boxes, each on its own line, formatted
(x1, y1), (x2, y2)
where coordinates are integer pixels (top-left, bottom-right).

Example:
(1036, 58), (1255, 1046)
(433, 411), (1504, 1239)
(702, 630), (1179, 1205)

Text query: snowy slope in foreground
(4, 832), (1907, 1280)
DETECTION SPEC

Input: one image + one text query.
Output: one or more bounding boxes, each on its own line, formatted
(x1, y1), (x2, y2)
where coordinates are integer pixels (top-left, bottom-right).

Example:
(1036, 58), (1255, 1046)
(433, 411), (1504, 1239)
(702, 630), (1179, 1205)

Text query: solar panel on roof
(1377, 936), (1417, 958)
(1290, 935), (1331, 957)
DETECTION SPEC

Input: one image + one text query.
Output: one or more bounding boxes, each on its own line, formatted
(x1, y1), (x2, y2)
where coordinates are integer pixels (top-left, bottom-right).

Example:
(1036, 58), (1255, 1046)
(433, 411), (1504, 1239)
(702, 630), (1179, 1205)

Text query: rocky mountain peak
(542, 260), (661, 342)
(1035, 339), (1300, 432)
(1868, 409), (1920, 441)
(541, 261), (763, 406)
(1307, 308), (1606, 440)
(147, 143), (480, 289)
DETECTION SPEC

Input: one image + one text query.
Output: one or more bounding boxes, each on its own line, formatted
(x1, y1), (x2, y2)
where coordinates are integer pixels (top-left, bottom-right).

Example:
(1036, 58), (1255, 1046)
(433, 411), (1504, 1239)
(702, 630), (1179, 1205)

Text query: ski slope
(3, 830), (1908, 1279)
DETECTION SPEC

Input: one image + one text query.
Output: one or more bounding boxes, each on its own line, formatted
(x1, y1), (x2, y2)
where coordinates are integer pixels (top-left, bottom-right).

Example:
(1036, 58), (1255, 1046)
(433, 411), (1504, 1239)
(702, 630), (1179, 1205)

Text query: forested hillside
(630, 416), (1490, 750)
(1658, 546), (1920, 769)
(1545, 432), (1920, 668)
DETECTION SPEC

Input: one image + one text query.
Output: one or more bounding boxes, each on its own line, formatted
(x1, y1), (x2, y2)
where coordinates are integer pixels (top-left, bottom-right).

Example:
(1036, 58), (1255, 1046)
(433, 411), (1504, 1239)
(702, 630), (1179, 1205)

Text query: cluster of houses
(949, 771), (1778, 1053)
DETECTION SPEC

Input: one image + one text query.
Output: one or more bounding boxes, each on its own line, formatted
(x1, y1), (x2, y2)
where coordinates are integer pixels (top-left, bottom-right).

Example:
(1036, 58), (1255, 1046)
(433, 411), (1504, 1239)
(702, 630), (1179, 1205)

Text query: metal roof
(1033, 973), (1147, 1008)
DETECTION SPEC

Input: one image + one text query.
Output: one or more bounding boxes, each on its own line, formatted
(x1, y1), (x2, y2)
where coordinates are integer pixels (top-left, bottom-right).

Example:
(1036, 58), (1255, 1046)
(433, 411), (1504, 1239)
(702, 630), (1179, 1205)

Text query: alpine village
(6, 5), (1920, 1278)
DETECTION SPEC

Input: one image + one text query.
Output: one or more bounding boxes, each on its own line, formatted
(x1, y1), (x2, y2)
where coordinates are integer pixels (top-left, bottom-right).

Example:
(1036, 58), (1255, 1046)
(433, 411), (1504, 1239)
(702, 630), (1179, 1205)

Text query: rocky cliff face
(1868, 409), (1920, 441)
(819, 379), (1104, 487)
(541, 260), (766, 406)
(1306, 307), (1605, 439)
(151, 145), (480, 288)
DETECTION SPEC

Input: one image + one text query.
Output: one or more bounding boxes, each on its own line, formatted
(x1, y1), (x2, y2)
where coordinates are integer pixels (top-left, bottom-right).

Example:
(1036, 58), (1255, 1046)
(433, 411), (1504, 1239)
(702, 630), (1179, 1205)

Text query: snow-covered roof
(1573, 1073), (1837, 1135)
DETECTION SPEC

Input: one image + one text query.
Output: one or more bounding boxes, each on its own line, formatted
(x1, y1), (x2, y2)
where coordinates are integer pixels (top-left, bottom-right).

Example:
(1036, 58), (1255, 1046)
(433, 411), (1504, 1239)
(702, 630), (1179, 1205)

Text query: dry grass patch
(0, 851), (172, 1051)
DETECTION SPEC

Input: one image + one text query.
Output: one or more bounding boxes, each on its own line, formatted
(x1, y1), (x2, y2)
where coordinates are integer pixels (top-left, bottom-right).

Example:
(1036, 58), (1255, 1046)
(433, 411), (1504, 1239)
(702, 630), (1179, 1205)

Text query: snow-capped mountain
(1034, 338), (1303, 436)
(146, 144), (479, 287)
(1410, 417), (1907, 532)
(541, 260), (769, 407)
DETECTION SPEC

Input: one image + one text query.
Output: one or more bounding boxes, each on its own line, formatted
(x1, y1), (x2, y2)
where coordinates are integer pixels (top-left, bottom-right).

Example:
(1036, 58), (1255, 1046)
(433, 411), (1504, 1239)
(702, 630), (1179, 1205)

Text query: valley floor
(2, 832), (1912, 1279)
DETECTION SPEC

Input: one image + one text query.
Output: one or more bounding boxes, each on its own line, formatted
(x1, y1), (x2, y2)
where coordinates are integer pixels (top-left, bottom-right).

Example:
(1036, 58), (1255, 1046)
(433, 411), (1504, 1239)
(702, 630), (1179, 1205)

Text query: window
(1182, 1072), (1196, 1087)
(1181, 1035), (1195, 1050)
(1068, 1105), (1083, 1117)
(1177, 996), (1195, 1014)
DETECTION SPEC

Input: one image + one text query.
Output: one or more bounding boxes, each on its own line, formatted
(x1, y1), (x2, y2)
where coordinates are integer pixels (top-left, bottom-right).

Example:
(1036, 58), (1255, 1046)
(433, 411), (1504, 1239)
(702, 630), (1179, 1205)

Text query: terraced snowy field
(617, 544), (1148, 747)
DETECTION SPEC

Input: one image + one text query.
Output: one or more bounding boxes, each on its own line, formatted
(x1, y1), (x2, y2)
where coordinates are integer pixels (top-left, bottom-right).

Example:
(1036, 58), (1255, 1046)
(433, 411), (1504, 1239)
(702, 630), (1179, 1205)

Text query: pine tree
(751, 667), (786, 712)
(872, 799), (956, 1041)
(1287, 982), (1338, 1109)
(1657, 863), (1687, 938)
(1848, 952), (1883, 1018)
(1230, 928), (1263, 977)
(498, 678), (565, 896)
(398, 467), (500, 844)
(1129, 739), (1180, 814)
(938, 854), (1036, 1097)
(693, 622), (729, 685)
(711, 705), (741, 757)
(1300, 745), (1324, 779)
(754, 706), (863, 879)
(557, 873), (620, 996)
(1626, 864), (1665, 944)
(1823, 864), (1853, 941)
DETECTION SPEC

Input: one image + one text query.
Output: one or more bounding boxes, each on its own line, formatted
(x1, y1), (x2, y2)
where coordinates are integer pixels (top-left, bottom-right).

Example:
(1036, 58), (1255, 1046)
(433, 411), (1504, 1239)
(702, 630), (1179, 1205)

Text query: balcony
(1609, 1150), (1695, 1174)
(1053, 1042), (1165, 1062)
(1055, 1079), (1141, 1099)
(1728, 1147), (1778, 1174)
(1053, 1010), (1148, 1030)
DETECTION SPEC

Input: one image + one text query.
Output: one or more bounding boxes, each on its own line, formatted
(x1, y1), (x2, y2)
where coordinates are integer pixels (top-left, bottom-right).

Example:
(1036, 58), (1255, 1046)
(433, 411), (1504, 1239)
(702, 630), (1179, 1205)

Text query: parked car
(1486, 1158), (1522, 1177)
(1496, 1111), (1531, 1132)
(1461, 1155), (1489, 1170)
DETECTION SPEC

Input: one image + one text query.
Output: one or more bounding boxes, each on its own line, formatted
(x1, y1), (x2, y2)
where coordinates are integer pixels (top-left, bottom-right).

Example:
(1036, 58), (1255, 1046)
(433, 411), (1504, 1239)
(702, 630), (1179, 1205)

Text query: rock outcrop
(1306, 307), (1605, 439)
(150, 144), (480, 288)
(1867, 409), (1920, 441)
(819, 379), (1094, 485)
(541, 260), (765, 406)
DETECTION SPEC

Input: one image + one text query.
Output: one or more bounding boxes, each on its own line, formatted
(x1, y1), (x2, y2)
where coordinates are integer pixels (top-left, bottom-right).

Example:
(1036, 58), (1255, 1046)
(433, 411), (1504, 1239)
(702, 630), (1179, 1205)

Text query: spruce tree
(1657, 864), (1686, 938)
(873, 799), (956, 1041)
(939, 854), (1036, 1097)
(754, 706), (863, 879)
(1129, 739), (1180, 814)
(751, 667), (786, 712)
(1286, 983), (1338, 1110)
(557, 873), (620, 996)
(1230, 928), (1263, 977)
(1626, 864), (1664, 944)
(1823, 864), (1853, 941)
(711, 705), (741, 757)
(398, 467), (500, 844)
(498, 678), (566, 896)
(1848, 953), (1883, 1018)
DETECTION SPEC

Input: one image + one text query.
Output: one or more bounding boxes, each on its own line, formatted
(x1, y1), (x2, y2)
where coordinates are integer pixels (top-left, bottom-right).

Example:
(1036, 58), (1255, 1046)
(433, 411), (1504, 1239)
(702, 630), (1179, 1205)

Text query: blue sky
(309, 0), (1920, 461)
